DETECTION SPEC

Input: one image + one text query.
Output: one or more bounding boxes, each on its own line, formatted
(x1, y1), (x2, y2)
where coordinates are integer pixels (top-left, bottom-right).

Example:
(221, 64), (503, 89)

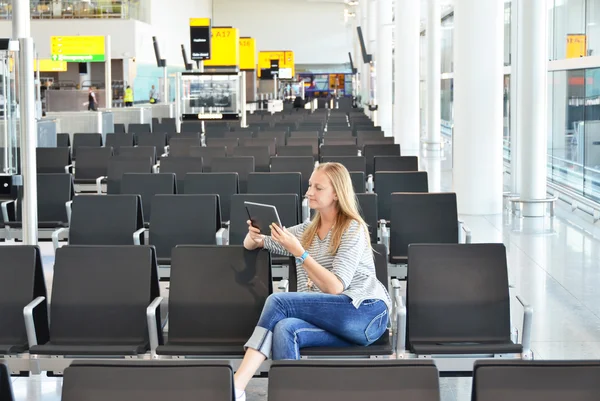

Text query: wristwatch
(295, 250), (309, 265)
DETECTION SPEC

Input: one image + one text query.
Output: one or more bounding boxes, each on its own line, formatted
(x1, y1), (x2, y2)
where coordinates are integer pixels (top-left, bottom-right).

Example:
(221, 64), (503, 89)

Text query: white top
(263, 220), (392, 310)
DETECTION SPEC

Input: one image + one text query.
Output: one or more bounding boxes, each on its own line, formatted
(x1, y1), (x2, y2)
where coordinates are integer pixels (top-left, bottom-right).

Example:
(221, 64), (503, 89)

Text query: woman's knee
(263, 293), (285, 312)
(272, 318), (300, 360)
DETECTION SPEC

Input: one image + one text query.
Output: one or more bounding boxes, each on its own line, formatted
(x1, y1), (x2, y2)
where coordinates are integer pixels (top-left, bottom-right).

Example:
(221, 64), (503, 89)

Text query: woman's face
(306, 170), (337, 211)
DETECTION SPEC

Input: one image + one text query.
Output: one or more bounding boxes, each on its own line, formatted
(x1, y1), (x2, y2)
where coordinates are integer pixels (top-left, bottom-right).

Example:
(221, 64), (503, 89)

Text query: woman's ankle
(235, 387), (246, 401)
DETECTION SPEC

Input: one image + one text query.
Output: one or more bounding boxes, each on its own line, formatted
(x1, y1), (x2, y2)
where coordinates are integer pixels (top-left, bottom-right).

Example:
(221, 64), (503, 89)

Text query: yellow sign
(51, 36), (105, 62)
(37, 59), (68, 72)
(204, 27), (239, 67)
(190, 18), (211, 27)
(239, 37), (256, 70)
(257, 51), (295, 78)
(566, 34), (587, 58)
(329, 74), (345, 90)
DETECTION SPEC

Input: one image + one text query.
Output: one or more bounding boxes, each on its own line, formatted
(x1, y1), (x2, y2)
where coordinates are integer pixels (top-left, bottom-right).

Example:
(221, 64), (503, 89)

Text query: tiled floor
(6, 152), (600, 401)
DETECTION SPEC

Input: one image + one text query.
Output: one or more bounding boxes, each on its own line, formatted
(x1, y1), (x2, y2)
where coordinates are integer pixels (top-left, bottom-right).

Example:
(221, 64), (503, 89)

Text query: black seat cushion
(0, 342), (28, 354)
(301, 330), (392, 357)
(156, 343), (245, 357)
(472, 360), (600, 401)
(30, 343), (148, 356)
(268, 360), (439, 401)
(6, 221), (68, 229)
(62, 361), (234, 401)
(411, 341), (522, 355)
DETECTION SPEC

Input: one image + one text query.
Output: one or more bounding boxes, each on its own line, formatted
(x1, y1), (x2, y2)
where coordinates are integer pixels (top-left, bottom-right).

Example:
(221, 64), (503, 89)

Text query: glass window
(440, 78), (453, 123)
(586, 0), (600, 56)
(503, 75), (511, 166)
(504, 2), (512, 66)
(553, 0), (587, 59)
(583, 68), (600, 201)
(441, 15), (454, 74)
(548, 69), (585, 193)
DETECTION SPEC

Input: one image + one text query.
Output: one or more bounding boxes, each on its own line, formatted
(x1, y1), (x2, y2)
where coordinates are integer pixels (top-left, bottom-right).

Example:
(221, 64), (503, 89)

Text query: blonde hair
(301, 162), (370, 254)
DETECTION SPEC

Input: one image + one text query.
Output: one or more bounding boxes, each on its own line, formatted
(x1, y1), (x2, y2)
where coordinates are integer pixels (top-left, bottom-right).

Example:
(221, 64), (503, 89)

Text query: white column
(453, 0), (504, 215)
(425, 0), (441, 151)
(12, 0), (30, 39)
(360, 0), (370, 112)
(376, 0), (393, 136)
(516, 0), (548, 217)
(510, 0), (520, 194)
(14, 11), (39, 245)
(352, 7), (361, 100)
(394, 0), (421, 153)
(368, 0), (378, 119)
(105, 36), (112, 108)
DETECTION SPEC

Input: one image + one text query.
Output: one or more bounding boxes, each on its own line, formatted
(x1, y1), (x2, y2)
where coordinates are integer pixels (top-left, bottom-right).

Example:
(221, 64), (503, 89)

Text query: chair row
(2, 173), (469, 280)
(0, 243), (530, 375)
(54, 131), (395, 163)
(37, 144), (403, 185)
(3, 359), (597, 401)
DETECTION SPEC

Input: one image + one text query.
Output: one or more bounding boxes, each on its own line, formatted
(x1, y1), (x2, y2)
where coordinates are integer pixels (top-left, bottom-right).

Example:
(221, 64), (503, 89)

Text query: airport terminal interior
(1, 0), (600, 400)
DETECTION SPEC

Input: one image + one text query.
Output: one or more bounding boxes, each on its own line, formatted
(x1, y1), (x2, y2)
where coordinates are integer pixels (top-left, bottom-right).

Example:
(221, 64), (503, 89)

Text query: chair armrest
(458, 219), (472, 244)
(65, 200), (73, 226)
(1, 199), (15, 223)
(64, 164), (74, 173)
(52, 227), (69, 251)
(395, 293), (407, 354)
(96, 176), (107, 194)
(133, 227), (146, 245)
(24, 296), (46, 347)
(278, 279), (289, 292)
(390, 278), (401, 329)
(380, 219), (390, 252)
(516, 295), (533, 357)
(391, 278), (402, 301)
(302, 198), (310, 223)
(216, 227), (228, 245)
(146, 296), (164, 355)
(366, 175), (374, 193)
(152, 163), (160, 173)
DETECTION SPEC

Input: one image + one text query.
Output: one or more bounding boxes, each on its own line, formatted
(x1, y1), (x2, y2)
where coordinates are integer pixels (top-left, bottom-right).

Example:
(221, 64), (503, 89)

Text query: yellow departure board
(51, 36), (106, 62)
(257, 51), (294, 78)
(204, 27), (239, 67)
(239, 37), (256, 70)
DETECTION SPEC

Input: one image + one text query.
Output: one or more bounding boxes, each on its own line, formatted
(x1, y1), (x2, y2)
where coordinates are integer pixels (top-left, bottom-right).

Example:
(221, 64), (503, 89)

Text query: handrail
(0, 0), (147, 22)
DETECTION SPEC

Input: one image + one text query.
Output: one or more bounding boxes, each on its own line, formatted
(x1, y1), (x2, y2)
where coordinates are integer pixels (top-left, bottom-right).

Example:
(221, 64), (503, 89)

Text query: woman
(235, 162), (391, 401)
(87, 87), (97, 111)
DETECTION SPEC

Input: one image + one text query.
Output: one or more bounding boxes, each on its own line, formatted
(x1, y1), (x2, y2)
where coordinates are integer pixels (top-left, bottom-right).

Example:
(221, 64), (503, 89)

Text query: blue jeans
(244, 292), (388, 360)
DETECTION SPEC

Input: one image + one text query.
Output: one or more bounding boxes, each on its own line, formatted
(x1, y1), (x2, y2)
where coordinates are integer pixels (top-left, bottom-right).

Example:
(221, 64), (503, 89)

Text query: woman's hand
(270, 223), (304, 257)
(244, 220), (264, 249)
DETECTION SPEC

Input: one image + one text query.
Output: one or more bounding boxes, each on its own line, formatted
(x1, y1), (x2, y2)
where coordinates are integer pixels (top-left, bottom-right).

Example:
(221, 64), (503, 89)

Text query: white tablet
(244, 201), (282, 234)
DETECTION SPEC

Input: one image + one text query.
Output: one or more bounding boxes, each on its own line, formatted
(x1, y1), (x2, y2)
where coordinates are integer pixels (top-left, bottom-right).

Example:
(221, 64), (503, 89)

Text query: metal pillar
(175, 72), (182, 132)
(35, 53), (42, 119)
(376, 0), (393, 136)
(426, 0), (442, 151)
(162, 66), (169, 103)
(368, 0), (378, 123)
(18, 38), (38, 244)
(394, 0), (421, 153)
(453, 0), (504, 215)
(240, 71), (247, 128)
(104, 35), (112, 108)
(360, 0), (370, 114)
(516, 0), (548, 217)
(12, 0), (30, 39)
(510, 0), (520, 194)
